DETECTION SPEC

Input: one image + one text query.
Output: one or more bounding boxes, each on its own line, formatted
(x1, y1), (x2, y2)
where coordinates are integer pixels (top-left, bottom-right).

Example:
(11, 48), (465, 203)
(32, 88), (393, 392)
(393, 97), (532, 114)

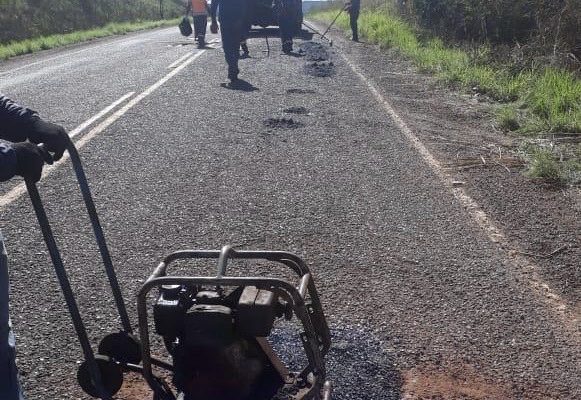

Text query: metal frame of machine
(138, 246), (332, 399)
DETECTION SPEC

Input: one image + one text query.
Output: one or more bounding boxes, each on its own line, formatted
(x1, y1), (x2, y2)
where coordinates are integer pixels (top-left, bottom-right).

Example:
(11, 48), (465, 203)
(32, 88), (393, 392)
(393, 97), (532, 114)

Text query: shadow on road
(220, 79), (259, 92)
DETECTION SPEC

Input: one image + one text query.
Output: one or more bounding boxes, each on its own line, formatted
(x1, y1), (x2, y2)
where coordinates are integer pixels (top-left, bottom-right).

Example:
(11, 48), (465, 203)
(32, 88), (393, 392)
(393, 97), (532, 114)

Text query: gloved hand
(210, 21), (219, 34)
(344, 2), (352, 11)
(26, 117), (69, 161)
(13, 142), (54, 182)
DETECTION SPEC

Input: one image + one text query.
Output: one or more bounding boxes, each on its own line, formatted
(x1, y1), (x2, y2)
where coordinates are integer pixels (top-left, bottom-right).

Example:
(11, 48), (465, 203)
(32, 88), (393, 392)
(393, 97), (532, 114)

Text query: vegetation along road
(0, 14), (579, 400)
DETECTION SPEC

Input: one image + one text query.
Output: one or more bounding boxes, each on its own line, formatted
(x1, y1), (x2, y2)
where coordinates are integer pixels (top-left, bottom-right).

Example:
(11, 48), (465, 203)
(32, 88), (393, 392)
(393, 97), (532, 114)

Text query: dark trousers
(279, 14), (296, 46)
(193, 15), (208, 39)
(220, 17), (245, 77)
(350, 10), (359, 40)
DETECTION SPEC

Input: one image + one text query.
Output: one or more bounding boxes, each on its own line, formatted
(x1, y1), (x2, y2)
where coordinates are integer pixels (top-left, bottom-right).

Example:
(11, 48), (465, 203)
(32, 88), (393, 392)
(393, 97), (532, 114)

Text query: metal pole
(67, 144), (133, 334)
(321, 8), (344, 39)
(25, 181), (111, 400)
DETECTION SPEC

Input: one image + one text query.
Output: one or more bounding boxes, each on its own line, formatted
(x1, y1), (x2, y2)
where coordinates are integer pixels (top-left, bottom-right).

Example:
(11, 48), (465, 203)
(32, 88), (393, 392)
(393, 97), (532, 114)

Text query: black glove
(13, 142), (54, 183)
(27, 117), (69, 161)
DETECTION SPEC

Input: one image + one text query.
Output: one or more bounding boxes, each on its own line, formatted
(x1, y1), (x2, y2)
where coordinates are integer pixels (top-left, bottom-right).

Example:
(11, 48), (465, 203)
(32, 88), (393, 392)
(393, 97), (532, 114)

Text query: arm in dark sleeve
(0, 141), (17, 182)
(0, 94), (39, 142)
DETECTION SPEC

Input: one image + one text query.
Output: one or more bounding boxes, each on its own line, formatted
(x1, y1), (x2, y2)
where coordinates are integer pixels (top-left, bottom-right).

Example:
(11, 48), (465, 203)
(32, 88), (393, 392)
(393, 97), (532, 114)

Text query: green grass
(0, 19), (179, 61)
(312, 7), (581, 183)
(522, 145), (581, 184)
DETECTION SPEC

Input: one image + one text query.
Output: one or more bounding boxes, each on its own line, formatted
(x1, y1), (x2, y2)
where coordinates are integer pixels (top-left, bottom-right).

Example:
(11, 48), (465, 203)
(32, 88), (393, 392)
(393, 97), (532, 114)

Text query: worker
(345, 0), (360, 41)
(210, 0), (250, 82)
(276, 0), (300, 54)
(188, 0), (210, 48)
(0, 94), (68, 400)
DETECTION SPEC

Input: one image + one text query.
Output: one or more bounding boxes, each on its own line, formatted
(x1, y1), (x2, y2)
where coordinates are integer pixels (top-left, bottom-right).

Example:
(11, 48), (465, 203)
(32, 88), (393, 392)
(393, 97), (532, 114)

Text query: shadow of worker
(220, 79), (259, 92)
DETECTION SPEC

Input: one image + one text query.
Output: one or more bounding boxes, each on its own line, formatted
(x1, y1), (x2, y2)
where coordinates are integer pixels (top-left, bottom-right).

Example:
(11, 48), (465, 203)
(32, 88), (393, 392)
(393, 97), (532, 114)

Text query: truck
(250, 0), (303, 32)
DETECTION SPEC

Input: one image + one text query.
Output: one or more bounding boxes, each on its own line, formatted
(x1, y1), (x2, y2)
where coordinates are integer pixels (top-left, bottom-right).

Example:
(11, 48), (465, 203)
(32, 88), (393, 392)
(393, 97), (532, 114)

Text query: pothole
(283, 106), (309, 115)
(269, 325), (402, 399)
(263, 117), (304, 129)
(299, 41), (335, 77)
(299, 41), (329, 61)
(286, 88), (316, 94)
(304, 60), (335, 77)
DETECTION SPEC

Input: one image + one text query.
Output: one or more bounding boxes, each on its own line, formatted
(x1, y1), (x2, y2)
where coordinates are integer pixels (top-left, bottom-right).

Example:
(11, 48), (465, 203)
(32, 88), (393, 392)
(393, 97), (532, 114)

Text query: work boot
(228, 70), (239, 82)
(352, 34), (359, 42)
(282, 41), (293, 54)
(197, 35), (206, 48)
(240, 42), (249, 56)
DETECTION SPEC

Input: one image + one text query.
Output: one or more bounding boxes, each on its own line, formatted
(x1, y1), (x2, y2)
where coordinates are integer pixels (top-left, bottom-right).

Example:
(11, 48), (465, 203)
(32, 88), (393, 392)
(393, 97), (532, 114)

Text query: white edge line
(0, 27), (176, 77)
(0, 51), (205, 210)
(69, 92), (135, 139)
(0, 42), (116, 77)
(338, 51), (580, 333)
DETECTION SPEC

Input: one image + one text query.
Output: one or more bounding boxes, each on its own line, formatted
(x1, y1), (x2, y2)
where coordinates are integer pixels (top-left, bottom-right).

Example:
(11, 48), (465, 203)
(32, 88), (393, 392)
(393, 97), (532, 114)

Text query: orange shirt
(191, 0), (208, 15)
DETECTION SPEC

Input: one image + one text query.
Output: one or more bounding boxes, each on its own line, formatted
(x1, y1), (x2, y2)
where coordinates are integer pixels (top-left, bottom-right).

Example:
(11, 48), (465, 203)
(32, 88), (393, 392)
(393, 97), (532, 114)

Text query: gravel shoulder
(317, 22), (581, 306)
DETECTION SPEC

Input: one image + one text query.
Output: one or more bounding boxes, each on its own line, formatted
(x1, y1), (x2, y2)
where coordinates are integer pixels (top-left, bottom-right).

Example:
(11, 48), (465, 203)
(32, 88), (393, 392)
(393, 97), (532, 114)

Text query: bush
(391, 0), (581, 56)
(0, 0), (184, 43)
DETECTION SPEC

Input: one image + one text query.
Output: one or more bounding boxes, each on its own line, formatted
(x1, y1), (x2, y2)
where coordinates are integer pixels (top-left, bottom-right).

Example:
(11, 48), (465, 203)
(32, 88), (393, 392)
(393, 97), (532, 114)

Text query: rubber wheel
(77, 355), (123, 398)
(98, 331), (142, 364)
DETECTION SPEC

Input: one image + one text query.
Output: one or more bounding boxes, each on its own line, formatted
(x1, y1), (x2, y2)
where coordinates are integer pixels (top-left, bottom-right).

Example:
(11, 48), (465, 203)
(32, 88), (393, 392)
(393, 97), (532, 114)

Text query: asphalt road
(0, 26), (579, 399)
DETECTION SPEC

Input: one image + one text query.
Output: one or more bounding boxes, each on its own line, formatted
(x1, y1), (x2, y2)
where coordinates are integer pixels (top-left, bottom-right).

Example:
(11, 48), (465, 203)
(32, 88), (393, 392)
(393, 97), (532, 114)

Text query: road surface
(0, 26), (579, 399)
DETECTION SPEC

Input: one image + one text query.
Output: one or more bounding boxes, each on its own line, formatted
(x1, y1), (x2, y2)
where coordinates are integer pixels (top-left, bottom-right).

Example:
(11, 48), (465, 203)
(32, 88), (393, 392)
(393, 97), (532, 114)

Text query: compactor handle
(25, 179), (111, 400)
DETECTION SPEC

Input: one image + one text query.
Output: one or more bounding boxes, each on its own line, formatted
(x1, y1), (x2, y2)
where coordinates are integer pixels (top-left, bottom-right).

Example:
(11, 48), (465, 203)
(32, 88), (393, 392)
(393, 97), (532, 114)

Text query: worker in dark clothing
(0, 94), (68, 400)
(187, 0), (211, 48)
(276, 0), (300, 54)
(345, 0), (360, 41)
(210, 0), (249, 82)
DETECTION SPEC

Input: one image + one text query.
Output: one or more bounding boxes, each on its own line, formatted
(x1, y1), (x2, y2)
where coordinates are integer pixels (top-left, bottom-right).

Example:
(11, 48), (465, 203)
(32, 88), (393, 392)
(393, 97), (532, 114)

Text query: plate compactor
(24, 140), (332, 400)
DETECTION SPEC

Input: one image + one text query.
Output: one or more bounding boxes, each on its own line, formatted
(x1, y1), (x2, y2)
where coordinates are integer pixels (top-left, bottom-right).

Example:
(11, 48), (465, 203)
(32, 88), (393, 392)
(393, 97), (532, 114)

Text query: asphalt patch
(269, 325), (402, 399)
(304, 60), (335, 77)
(299, 42), (330, 62)
(283, 106), (309, 115)
(299, 41), (335, 77)
(286, 88), (316, 94)
(263, 117), (304, 129)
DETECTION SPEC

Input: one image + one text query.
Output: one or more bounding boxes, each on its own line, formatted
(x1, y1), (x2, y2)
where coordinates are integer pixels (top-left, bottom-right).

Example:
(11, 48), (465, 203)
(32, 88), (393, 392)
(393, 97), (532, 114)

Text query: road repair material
(300, 42), (335, 77)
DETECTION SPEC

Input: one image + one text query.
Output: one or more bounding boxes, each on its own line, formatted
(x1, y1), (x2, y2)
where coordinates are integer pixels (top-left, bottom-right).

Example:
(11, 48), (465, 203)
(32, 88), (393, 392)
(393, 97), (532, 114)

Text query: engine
(153, 284), (287, 400)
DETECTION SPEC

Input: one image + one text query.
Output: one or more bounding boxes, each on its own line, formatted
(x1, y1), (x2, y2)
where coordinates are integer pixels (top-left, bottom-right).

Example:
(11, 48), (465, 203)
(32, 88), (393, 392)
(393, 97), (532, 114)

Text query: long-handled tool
(320, 8), (344, 41)
(302, 20), (333, 46)
(25, 140), (139, 399)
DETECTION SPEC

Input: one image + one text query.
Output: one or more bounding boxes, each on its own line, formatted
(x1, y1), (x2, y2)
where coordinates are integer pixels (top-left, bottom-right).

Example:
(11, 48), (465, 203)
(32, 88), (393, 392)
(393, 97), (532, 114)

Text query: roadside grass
(312, 8), (581, 183)
(0, 19), (179, 61)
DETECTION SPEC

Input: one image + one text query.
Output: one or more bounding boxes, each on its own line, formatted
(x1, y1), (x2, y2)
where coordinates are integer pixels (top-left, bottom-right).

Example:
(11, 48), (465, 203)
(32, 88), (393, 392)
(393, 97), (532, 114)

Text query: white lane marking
(167, 52), (194, 69)
(69, 92), (135, 139)
(338, 51), (580, 334)
(0, 43), (117, 77)
(0, 51), (205, 210)
(0, 28), (174, 77)
(0, 92), (133, 209)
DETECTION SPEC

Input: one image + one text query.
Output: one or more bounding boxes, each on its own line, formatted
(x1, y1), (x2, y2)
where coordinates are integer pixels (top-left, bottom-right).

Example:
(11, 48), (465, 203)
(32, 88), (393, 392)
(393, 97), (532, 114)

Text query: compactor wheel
(77, 355), (123, 398)
(98, 331), (142, 364)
